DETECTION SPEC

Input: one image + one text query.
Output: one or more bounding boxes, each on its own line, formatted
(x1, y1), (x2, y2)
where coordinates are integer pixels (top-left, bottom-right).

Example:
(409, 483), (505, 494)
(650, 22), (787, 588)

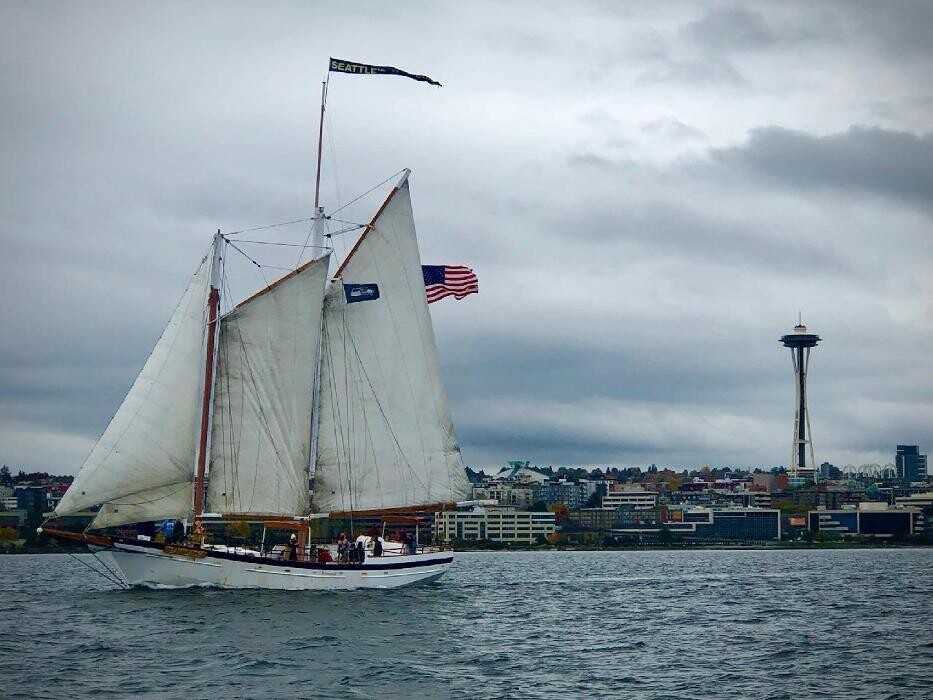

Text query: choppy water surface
(2, 549), (931, 699)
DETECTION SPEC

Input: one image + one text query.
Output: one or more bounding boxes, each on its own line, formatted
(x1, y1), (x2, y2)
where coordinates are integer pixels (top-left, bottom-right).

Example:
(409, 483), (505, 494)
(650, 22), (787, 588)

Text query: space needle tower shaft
(780, 318), (821, 483)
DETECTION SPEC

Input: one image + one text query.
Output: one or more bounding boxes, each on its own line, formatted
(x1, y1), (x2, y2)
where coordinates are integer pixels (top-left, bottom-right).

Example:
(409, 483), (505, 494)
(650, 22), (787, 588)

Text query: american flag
(422, 265), (479, 304)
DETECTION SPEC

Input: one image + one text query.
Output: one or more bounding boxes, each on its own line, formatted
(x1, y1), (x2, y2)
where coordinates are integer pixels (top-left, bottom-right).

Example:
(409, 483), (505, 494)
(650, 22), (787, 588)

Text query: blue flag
(344, 283), (380, 303)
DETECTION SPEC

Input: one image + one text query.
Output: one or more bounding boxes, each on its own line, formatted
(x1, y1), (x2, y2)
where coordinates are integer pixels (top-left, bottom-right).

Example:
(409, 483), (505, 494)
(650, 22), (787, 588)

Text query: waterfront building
(532, 480), (599, 509)
(613, 507), (781, 543)
(894, 492), (933, 510)
(0, 511), (23, 532)
(616, 507), (661, 527)
(772, 487), (868, 512)
(895, 445), (928, 482)
(15, 486), (48, 512)
(471, 483), (535, 509)
(435, 507), (556, 544)
(567, 506), (659, 531)
(568, 508), (619, 531)
(808, 502), (921, 538)
(601, 490), (657, 509)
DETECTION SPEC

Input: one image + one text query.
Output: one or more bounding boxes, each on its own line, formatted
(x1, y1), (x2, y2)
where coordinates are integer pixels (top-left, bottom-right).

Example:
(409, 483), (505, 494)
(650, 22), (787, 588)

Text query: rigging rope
(330, 169), (406, 216)
(224, 217), (315, 236)
(226, 239), (334, 249)
(224, 238), (270, 288)
(93, 550), (129, 587)
(67, 551), (128, 590)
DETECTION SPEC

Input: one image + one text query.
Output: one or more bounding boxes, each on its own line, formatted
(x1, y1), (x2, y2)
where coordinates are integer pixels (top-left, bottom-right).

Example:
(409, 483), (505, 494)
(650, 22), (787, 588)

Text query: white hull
(94, 540), (453, 590)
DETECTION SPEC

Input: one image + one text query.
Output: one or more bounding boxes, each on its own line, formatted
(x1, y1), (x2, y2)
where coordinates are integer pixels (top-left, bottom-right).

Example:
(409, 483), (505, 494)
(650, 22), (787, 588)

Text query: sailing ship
(41, 166), (474, 589)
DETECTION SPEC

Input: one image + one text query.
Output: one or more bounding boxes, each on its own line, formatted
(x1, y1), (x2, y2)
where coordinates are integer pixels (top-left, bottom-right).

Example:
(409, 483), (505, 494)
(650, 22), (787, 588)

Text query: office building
(895, 445), (928, 482)
(601, 490), (657, 509)
(613, 507), (781, 542)
(808, 502), (921, 538)
(435, 507), (556, 544)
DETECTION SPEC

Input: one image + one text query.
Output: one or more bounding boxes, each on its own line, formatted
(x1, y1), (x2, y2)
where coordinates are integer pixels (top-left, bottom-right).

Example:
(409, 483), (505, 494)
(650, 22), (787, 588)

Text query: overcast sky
(2, 1), (931, 475)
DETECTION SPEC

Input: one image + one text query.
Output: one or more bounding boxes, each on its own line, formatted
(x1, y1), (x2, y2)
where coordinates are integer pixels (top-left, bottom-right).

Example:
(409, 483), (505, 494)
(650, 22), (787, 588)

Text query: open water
(1, 549), (931, 699)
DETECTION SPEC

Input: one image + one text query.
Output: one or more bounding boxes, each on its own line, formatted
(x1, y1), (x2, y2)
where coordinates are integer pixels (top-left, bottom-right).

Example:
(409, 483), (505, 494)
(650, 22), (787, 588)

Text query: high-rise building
(895, 445), (928, 482)
(780, 319), (821, 484)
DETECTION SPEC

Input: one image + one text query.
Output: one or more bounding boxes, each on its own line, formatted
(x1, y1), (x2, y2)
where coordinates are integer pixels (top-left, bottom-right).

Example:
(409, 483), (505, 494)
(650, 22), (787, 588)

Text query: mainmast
(311, 78), (328, 256)
(307, 77), (329, 496)
(193, 231), (223, 534)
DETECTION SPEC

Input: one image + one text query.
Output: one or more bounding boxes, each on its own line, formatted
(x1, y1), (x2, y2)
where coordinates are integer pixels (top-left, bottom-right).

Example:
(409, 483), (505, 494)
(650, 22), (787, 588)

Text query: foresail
(54, 258), (210, 518)
(313, 177), (471, 513)
(206, 254), (330, 516)
(89, 482), (194, 530)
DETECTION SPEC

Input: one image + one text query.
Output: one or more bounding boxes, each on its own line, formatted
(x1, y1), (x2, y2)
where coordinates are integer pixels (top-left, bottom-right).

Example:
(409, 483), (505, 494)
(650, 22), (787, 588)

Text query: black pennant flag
(329, 57), (441, 87)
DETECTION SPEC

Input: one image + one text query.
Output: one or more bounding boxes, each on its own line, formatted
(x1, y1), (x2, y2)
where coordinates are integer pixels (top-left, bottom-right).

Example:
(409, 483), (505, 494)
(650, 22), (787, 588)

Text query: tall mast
(308, 77), (329, 504)
(193, 231), (223, 534)
(314, 78), (327, 212)
(311, 77), (328, 256)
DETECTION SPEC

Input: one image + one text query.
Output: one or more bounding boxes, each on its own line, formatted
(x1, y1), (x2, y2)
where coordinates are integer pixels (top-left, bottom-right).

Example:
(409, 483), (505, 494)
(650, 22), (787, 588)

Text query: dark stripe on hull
(111, 537), (453, 571)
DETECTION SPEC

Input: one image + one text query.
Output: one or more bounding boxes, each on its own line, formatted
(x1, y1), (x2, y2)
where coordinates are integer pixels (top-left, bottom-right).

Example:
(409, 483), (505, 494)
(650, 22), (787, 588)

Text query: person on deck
(337, 533), (349, 563)
(284, 533), (299, 562)
(170, 520), (185, 544)
(357, 539), (367, 562)
(372, 537), (383, 557)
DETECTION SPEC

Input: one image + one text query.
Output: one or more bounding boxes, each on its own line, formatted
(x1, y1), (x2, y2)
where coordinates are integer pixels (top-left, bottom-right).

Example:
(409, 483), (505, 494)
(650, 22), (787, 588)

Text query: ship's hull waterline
(92, 540), (453, 590)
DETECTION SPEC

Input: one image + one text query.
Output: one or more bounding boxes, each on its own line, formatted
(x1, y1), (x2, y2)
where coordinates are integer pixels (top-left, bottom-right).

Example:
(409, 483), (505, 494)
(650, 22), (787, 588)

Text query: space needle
(780, 317), (821, 484)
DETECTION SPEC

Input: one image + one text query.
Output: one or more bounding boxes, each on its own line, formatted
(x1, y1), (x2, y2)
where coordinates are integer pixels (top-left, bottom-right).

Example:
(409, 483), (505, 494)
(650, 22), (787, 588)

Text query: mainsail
(206, 254), (330, 516)
(313, 174), (471, 513)
(54, 257), (210, 525)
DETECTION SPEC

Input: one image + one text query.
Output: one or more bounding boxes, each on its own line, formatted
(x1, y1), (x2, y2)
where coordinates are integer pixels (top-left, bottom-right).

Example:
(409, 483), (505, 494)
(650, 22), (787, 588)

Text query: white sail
(206, 254), (330, 516)
(55, 258), (210, 518)
(89, 482), (194, 530)
(313, 175), (470, 513)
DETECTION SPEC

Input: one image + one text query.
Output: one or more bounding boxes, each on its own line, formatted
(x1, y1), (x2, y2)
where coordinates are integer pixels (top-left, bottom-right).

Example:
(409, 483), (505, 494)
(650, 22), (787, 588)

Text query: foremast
(193, 231), (223, 535)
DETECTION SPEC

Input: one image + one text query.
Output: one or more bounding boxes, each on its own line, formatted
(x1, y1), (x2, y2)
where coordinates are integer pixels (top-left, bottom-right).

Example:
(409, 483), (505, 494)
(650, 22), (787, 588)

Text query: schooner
(41, 61), (475, 590)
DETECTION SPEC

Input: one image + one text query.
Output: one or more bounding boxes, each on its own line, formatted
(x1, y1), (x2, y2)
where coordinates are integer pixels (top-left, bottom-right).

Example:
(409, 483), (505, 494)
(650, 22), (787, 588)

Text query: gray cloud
(843, 0), (933, 60)
(683, 5), (778, 51)
(554, 196), (852, 277)
(711, 126), (933, 208)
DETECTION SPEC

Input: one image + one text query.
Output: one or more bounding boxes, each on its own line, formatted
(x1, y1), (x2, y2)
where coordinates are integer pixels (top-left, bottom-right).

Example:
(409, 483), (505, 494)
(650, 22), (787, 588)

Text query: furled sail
(206, 254), (330, 516)
(54, 258), (210, 519)
(313, 175), (471, 513)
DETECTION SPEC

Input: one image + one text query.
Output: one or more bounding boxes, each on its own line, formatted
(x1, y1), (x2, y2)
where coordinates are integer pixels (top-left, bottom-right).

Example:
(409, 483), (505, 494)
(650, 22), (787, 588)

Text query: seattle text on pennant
(329, 57), (442, 87)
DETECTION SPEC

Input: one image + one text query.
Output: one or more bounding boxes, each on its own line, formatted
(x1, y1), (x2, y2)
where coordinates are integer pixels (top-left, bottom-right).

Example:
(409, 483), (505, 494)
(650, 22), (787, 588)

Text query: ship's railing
(267, 540), (449, 563)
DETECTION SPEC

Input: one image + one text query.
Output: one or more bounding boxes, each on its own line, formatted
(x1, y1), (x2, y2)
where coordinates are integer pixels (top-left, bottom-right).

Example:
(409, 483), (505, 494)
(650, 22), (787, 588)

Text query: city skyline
(2, 2), (932, 474)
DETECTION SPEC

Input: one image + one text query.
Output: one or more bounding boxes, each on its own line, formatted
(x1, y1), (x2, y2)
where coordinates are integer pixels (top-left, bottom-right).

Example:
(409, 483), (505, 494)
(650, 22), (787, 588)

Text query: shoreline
(4, 542), (930, 555)
(450, 542), (933, 553)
